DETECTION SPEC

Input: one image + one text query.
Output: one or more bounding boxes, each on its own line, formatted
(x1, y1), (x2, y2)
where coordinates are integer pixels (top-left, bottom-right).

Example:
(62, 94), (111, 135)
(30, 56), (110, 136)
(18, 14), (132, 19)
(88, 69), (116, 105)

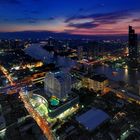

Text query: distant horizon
(0, 30), (132, 40)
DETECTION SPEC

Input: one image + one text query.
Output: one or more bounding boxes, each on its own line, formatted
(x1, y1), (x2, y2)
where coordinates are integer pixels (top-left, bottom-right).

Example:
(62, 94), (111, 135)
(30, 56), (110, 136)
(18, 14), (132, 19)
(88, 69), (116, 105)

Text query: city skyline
(0, 0), (140, 36)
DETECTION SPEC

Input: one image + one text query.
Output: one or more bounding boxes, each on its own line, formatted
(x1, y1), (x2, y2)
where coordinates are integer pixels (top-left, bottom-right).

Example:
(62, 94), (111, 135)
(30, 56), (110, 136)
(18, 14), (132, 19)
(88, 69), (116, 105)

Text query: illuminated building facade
(44, 71), (71, 101)
(82, 75), (109, 92)
(44, 70), (79, 118)
(48, 94), (79, 118)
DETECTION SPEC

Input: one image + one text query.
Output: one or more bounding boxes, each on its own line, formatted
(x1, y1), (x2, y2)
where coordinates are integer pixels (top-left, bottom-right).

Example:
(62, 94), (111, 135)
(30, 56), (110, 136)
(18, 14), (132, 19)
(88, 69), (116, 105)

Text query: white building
(44, 71), (71, 100)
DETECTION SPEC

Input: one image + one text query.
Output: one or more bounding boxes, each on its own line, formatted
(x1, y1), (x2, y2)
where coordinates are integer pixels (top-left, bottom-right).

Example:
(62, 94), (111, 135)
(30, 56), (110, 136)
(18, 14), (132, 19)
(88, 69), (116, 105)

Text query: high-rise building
(44, 71), (71, 100)
(128, 26), (138, 66)
(87, 41), (100, 60)
(138, 41), (140, 63)
(77, 46), (83, 60)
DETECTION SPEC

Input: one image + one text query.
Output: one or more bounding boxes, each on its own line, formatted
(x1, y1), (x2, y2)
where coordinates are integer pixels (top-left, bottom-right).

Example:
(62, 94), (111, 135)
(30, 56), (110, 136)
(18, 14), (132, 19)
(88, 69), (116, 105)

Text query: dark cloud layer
(133, 18), (140, 22)
(14, 17), (55, 24)
(65, 10), (132, 29)
(66, 10), (131, 23)
(68, 22), (99, 29)
(15, 17), (42, 24)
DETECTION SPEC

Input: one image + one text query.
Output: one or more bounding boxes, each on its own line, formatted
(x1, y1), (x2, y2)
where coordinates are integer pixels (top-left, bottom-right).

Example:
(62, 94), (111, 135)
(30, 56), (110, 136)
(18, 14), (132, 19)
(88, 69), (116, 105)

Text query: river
(25, 44), (140, 85)
(24, 44), (77, 71)
(93, 65), (140, 85)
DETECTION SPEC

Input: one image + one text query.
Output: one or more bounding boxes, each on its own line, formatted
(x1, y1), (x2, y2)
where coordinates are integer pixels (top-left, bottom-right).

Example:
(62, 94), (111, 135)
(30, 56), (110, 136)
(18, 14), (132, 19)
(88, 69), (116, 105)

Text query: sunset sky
(0, 0), (140, 35)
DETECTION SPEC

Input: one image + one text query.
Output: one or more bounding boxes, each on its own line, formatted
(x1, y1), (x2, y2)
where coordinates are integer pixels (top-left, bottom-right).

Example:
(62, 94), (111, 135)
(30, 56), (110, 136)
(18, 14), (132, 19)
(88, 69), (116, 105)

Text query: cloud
(61, 9), (140, 35)
(133, 18), (140, 22)
(64, 10), (133, 31)
(64, 28), (127, 35)
(16, 17), (39, 24)
(69, 10), (131, 22)
(47, 17), (55, 21)
(15, 16), (56, 24)
(66, 10), (131, 23)
(68, 22), (99, 29)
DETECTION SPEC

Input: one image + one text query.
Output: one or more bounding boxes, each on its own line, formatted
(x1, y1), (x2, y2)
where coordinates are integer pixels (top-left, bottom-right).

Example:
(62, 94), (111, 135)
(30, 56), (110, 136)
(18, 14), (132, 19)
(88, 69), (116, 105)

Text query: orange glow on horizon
(0, 17), (140, 35)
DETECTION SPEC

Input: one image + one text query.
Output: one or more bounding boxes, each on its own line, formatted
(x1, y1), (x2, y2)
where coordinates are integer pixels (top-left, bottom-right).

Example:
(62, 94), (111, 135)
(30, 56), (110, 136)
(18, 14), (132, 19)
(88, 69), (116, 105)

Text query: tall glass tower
(128, 26), (138, 66)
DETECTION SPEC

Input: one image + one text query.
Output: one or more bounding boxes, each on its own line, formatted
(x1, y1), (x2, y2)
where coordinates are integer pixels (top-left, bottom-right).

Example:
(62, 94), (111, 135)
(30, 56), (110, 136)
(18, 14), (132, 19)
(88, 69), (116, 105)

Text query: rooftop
(76, 108), (110, 132)
(29, 88), (78, 110)
(91, 75), (108, 82)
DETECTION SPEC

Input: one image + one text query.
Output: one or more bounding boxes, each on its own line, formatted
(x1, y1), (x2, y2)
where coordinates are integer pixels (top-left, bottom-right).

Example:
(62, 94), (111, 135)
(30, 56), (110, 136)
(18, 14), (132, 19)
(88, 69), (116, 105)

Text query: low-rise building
(82, 75), (109, 92)
(76, 108), (110, 132)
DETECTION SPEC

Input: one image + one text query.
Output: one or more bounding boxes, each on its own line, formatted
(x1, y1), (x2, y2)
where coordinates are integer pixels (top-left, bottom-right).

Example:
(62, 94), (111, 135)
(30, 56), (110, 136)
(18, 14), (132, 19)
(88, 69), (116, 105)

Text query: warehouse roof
(76, 108), (110, 132)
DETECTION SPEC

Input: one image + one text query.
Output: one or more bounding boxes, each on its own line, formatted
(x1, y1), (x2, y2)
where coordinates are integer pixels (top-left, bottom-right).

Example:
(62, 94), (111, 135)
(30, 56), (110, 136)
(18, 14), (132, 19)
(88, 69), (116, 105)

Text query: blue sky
(0, 0), (140, 35)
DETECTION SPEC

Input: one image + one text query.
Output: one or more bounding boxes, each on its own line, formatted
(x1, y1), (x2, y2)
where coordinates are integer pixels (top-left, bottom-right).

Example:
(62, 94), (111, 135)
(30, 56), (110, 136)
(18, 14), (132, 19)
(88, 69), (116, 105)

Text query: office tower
(88, 42), (94, 60)
(77, 46), (83, 60)
(44, 71), (71, 100)
(128, 26), (138, 66)
(88, 41), (99, 60)
(138, 41), (140, 62)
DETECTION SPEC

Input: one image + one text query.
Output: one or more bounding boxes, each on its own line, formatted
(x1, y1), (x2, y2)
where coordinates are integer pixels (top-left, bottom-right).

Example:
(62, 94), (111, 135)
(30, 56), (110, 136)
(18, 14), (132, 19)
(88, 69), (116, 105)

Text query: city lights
(0, 1), (140, 140)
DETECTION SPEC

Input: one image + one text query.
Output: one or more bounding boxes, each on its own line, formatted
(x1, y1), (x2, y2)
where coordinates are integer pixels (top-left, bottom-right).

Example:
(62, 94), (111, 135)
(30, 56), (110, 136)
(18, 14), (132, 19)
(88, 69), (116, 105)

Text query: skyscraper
(138, 41), (140, 63)
(128, 26), (138, 66)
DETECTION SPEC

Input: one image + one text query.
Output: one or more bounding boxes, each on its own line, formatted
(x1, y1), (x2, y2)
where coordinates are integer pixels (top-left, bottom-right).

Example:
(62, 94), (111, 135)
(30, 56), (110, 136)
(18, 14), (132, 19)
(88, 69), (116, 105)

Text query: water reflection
(93, 65), (140, 84)
(24, 44), (77, 70)
(124, 68), (128, 81)
(24, 44), (140, 84)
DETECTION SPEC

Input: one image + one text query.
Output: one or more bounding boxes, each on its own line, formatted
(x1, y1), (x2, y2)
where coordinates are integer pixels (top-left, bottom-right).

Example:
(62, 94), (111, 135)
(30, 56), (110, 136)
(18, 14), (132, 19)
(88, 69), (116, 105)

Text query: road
(103, 87), (140, 105)
(0, 65), (15, 86)
(0, 64), (54, 139)
(19, 91), (55, 140)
